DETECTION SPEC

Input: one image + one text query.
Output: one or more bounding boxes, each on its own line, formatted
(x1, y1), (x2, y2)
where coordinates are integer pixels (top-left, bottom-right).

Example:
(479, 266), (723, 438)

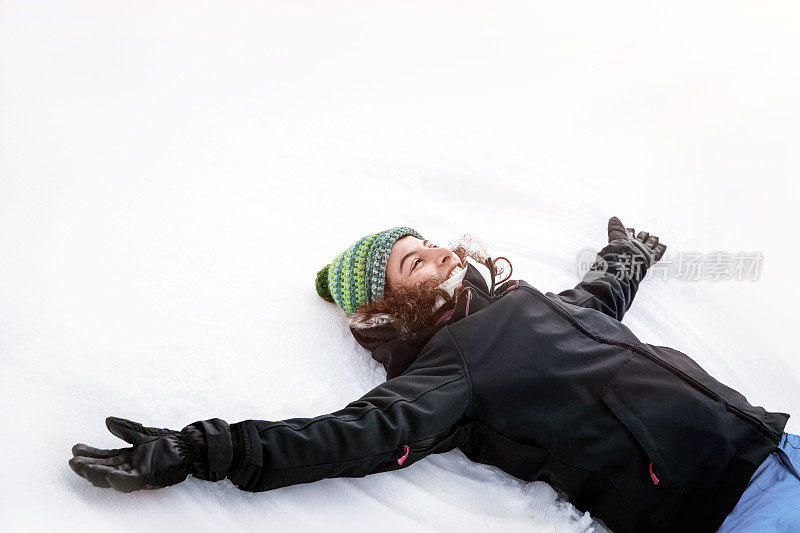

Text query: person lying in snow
(69, 217), (799, 533)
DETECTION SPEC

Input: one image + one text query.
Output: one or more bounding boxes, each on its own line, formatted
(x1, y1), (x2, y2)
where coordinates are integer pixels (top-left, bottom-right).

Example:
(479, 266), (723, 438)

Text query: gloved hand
(69, 416), (232, 493)
(607, 216), (667, 265)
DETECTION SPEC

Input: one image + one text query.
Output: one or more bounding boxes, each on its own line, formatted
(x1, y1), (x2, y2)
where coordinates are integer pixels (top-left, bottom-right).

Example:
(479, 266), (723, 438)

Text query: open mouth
(446, 265), (459, 280)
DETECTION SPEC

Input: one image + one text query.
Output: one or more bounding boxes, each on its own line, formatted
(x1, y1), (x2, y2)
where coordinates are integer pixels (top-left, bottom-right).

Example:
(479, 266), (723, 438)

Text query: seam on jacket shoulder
(444, 325), (474, 417)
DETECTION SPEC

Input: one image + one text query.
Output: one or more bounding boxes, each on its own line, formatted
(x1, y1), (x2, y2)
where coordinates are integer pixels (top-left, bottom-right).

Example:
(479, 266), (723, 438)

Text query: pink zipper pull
(397, 445), (410, 465)
(649, 461), (660, 485)
(501, 280), (520, 296)
(435, 308), (454, 325)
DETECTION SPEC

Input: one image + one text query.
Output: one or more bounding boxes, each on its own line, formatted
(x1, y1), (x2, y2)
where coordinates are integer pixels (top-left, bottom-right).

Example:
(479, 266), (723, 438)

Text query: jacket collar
(349, 260), (515, 378)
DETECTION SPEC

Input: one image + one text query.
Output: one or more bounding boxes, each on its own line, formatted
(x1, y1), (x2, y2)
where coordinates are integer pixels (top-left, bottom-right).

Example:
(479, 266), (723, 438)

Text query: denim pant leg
(717, 432), (800, 533)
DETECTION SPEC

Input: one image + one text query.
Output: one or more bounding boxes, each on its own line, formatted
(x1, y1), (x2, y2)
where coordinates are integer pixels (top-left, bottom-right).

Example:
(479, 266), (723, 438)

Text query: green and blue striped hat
(315, 226), (424, 314)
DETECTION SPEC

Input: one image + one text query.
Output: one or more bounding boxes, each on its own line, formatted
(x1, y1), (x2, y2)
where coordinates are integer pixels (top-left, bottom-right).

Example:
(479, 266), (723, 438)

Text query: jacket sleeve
(224, 332), (472, 492)
(554, 237), (655, 322)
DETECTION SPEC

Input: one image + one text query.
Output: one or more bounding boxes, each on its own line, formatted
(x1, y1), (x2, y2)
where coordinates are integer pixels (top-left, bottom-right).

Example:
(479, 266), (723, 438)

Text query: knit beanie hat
(315, 226), (425, 315)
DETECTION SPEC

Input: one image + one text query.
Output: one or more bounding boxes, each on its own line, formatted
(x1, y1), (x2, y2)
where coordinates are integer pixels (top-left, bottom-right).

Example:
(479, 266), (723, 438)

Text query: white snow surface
(1, 1), (799, 532)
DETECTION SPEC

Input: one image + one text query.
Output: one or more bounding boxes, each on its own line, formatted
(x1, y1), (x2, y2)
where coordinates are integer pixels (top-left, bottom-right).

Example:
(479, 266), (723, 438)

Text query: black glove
(607, 216), (667, 264)
(69, 416), (232, 492)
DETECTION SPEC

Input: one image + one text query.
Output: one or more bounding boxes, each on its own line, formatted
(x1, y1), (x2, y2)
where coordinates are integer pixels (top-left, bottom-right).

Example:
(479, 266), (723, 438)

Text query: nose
(428, 246), (455, 269)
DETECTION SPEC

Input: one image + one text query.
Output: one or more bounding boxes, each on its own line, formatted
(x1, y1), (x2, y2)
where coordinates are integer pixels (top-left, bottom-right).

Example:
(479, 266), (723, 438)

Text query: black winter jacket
(223, 238), (789, 533)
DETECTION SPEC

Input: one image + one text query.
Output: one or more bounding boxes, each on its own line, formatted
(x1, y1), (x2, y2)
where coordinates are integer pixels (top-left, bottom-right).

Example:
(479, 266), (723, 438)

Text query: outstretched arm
(70, 330), (472, 493)
(227, 334), (471, 492)
(553, 216), (667, 322)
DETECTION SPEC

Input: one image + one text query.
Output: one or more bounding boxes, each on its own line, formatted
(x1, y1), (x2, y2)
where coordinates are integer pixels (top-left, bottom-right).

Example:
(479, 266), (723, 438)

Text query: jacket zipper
(521, 285), (782, 446)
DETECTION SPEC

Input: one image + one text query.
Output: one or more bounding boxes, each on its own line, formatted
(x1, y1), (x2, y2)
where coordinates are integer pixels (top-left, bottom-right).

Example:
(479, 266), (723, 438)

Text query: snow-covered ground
(1, 1), (798, 531)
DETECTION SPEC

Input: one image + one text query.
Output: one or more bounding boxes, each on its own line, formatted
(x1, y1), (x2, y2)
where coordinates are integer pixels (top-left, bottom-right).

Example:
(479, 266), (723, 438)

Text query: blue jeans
(717, 432), (800, 532)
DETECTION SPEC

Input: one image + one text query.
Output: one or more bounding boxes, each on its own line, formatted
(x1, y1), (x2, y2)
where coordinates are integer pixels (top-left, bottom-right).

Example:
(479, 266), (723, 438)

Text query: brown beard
(347, 234), (503, 338)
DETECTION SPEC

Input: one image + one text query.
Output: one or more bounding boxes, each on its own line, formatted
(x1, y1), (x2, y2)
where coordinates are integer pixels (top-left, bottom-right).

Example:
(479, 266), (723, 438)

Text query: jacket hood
(349, 258), (517, 379)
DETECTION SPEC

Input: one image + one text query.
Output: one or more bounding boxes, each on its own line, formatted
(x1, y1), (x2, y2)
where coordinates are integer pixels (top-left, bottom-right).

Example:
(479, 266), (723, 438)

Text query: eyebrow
(400, 240), (430, 275)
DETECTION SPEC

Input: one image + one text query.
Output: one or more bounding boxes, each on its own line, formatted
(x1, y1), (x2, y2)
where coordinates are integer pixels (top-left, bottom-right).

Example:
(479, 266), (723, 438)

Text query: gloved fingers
(137, 424), (179, 437)
(654, 243), (667, 261)
(70, 452), (129, 476)
(106, 416), (178, 443)
(106, 469), (149, 493)
(607, 217), (629, 242)
(628, 239), (656, 267)
(606, 219), (666, 263)
(79, 464), (114, 489)
(105, 417), (151, 445)
(82, 464), (147, 493)
(69, 456), (84, 476)
(105, 416), (177, 446)
(72, 443), (128, 459)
